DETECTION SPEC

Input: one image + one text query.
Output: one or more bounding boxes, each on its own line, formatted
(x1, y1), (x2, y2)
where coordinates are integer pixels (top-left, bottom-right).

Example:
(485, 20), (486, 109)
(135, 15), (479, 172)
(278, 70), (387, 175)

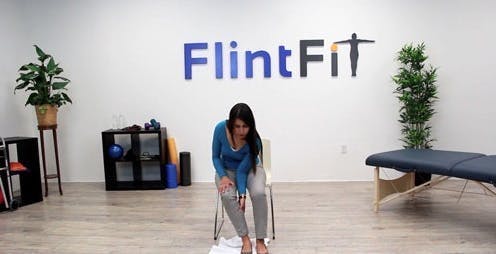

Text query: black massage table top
(365, 149), (496, 184)
(451, 155), (496, 184)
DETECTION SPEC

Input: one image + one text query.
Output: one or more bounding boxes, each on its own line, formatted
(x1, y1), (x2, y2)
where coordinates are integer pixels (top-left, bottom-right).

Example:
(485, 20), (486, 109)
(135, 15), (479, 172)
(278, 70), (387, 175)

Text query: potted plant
(392, 42), (438, 185)
(14, 45), (72, 127)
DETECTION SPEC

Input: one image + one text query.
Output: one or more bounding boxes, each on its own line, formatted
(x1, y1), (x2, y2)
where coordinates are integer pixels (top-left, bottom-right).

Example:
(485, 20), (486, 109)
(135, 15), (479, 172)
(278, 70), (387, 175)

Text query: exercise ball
(108, 144), (124, 159)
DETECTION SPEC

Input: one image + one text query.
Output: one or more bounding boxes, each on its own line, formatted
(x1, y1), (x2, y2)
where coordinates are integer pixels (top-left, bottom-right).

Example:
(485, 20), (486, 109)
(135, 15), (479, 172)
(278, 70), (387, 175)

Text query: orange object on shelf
(9, 162), (27, 172)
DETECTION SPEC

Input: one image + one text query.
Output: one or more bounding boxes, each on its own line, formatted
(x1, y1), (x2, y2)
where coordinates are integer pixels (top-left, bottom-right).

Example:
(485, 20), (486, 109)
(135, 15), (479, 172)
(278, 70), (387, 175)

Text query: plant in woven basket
(392, 42), (438, 184)
(14, 45), (72, 126)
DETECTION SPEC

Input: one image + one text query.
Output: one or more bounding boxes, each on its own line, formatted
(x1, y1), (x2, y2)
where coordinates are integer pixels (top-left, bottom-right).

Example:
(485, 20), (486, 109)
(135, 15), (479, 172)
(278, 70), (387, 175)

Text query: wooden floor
(1, 180), (496, 253)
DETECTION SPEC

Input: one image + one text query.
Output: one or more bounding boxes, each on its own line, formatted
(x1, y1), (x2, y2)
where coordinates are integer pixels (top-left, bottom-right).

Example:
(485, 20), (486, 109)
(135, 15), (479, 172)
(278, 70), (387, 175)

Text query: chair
(214, 138), (276, 240)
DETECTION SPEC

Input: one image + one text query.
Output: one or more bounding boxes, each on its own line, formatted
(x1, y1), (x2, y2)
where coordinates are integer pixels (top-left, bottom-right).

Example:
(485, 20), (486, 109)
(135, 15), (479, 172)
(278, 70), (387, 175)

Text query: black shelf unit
(101, 128), (168, 190)
(0, 137), (43, 211)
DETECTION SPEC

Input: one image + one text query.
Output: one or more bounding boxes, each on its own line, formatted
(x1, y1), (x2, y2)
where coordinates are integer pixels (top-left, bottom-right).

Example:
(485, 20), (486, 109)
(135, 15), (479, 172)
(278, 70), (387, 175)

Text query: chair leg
(269, 185), (275, 240)
(214, 192), (224, 240)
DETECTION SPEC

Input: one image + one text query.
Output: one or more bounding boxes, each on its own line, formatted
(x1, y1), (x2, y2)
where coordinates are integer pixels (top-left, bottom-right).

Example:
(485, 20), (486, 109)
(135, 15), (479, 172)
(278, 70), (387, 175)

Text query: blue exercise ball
(108, 144), (124, 159)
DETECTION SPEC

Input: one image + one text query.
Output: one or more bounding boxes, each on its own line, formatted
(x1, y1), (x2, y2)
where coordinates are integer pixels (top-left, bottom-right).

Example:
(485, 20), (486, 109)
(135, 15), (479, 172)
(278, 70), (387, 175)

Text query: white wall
(0, 1), (33, 136)
(1, 0), (495, 182)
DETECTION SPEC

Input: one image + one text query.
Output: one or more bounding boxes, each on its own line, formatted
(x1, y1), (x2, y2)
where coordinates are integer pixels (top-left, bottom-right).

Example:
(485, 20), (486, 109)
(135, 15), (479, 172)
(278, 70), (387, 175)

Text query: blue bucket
(165, 163), (178, 188)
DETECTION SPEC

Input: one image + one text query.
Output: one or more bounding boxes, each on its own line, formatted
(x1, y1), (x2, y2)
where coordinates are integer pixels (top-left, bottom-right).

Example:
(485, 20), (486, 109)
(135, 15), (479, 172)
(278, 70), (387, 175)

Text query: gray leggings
(215, 165), (268, 239)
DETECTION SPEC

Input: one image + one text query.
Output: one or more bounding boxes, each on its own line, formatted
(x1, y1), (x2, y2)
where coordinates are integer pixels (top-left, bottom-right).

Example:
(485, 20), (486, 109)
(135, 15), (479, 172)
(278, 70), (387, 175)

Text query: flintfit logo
(184, 33), (374, 79)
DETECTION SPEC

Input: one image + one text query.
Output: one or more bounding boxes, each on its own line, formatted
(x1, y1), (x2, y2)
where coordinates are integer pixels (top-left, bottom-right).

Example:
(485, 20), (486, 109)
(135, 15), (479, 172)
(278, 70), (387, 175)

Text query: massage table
(365, 149), (496, 212)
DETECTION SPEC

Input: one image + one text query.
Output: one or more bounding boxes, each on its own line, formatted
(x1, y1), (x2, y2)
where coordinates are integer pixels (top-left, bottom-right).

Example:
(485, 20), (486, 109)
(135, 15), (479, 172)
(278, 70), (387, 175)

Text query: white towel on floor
(209, 236), (270, 254)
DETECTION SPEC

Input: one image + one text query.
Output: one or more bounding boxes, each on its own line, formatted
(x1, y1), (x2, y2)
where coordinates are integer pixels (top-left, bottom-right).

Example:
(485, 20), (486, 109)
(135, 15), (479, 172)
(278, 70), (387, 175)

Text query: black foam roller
(180, 152), (191, 186)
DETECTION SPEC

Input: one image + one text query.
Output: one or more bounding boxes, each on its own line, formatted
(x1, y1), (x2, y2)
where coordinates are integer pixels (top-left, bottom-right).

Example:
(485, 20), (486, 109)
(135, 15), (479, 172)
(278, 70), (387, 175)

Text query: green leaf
(19, 65), (29, 71)
(26, 63), (41, 72)
(54, 67), (64, 75)
(34, 45), (50, 62)
(34, 45), (46, 58)
(16, 72), (38, 82)
(54, 76), (70, 81)
(47, 57), (56, 72)
(52, 82), (69, 90)
(25, 92), (39, 106)
(14, 81), (30, 91)
(61, 92), (72, 103)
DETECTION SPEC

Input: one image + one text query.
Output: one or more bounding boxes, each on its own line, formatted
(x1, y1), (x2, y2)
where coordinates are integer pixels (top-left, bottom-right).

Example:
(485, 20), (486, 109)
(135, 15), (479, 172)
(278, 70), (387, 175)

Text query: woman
(212, 103), (269, 254)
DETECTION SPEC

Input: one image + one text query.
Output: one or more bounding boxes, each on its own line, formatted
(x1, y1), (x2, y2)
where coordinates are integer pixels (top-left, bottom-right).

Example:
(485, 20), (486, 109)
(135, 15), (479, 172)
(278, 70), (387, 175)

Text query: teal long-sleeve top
(212, 120), (260, 195)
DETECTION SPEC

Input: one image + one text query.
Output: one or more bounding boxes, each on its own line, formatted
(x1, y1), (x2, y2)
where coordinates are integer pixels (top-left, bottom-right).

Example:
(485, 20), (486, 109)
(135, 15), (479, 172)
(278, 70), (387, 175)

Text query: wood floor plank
(0, 181), (495, 253)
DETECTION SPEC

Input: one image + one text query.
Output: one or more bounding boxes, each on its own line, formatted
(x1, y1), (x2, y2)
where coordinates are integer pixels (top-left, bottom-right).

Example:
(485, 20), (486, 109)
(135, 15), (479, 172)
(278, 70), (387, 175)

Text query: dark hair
(227, 103), (261, 173)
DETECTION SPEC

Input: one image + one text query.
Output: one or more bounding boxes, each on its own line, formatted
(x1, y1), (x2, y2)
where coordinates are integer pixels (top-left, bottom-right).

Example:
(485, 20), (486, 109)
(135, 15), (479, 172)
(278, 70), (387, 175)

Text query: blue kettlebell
(150, 119), (160, 130)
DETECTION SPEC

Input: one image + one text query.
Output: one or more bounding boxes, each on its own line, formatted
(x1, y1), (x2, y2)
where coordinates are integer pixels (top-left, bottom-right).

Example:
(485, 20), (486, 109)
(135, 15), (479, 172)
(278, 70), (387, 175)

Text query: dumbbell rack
(0, 136), (18, 210)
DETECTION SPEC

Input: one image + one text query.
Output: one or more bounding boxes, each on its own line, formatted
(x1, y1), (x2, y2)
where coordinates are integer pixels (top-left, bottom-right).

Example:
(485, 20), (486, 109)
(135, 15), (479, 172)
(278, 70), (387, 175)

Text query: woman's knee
(220, 187), (237, 200)
(249, 188), (266, 199)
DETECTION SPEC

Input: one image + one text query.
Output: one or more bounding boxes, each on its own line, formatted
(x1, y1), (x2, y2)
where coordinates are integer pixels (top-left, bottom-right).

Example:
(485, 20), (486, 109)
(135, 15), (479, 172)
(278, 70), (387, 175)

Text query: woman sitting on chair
(212, 103), (269, 254)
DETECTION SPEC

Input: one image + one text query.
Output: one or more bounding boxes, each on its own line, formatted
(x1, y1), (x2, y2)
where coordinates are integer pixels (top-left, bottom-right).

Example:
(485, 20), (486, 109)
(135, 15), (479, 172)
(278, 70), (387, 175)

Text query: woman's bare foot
(256, 239), (268, 254)
(241, 235), (252, 254)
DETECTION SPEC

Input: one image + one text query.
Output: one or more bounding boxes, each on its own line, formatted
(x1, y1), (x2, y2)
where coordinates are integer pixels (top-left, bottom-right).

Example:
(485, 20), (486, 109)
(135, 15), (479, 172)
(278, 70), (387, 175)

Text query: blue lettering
(245, 50), (271, 78)
(215, 42), (223, 79)
(184, 43), (208, 80)
(278, 46), (292, 77)
(230, 41), (238, 79)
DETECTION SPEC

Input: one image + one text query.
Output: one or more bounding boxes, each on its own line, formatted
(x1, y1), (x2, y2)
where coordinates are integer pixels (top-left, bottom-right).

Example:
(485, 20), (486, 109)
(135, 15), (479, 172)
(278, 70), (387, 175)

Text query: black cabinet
(0, 137), (43, 210)
(101, 128), (168, 190)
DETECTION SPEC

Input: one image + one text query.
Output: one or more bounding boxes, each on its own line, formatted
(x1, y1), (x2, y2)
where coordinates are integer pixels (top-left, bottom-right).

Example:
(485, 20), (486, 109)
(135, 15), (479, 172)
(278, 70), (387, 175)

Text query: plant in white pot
(14, 45), (72, 127)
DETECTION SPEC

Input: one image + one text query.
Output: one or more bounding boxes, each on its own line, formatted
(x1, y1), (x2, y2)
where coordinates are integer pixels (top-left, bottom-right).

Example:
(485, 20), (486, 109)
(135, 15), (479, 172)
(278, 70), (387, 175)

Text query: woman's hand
(218, 176), (234, 193)
(238, 196), (246, 212)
